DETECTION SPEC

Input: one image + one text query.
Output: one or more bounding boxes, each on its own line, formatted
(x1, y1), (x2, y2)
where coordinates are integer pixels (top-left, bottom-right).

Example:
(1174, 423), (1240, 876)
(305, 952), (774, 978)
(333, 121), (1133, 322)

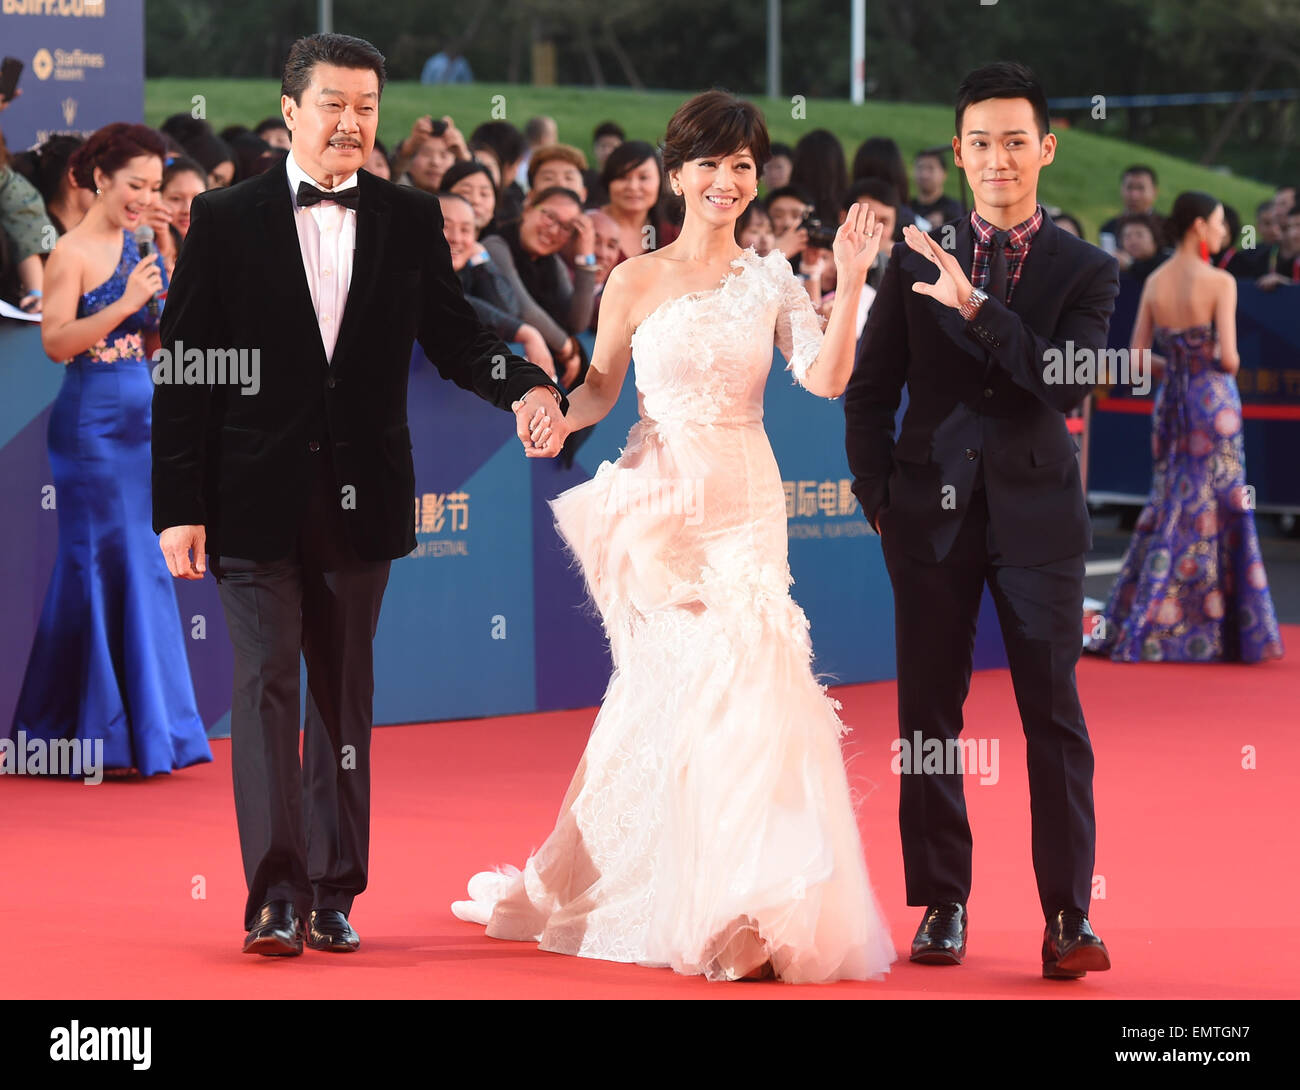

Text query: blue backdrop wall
(0, 0), (145, 152)
(0, 321), (1012, 736)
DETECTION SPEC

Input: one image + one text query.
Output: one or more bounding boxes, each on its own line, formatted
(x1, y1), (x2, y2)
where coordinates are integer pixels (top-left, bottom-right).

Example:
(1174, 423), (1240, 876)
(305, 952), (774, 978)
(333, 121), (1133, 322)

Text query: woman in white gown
(452, 90), (896, 983)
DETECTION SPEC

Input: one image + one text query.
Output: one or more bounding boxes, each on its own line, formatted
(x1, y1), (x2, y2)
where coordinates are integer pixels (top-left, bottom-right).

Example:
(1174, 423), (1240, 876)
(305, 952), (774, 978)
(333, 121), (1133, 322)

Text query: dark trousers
(214, 444), (391, 931)
(880, 485), (1096, 919)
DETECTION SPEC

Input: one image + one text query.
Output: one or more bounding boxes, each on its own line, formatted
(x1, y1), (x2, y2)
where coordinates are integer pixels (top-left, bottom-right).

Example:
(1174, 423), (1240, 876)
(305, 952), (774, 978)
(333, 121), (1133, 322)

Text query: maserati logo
(32, 49), (53, 81)
(62, 98), (77, 125)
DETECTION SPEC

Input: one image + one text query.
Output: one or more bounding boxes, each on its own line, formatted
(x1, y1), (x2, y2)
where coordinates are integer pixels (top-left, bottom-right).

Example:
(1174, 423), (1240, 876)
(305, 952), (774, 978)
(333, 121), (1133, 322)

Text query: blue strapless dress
(1092, 323), (1284, 663)
(8, 230), (212, 775)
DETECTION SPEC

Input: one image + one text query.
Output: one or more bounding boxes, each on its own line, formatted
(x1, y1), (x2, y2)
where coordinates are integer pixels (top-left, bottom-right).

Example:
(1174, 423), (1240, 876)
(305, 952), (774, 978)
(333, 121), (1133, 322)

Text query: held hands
(160, 525), (206, 579)
(902, 224), (974, 310)
(122, 251), (163, 312)
(833, 203), (885, 284)
(513, 386), (569, 458)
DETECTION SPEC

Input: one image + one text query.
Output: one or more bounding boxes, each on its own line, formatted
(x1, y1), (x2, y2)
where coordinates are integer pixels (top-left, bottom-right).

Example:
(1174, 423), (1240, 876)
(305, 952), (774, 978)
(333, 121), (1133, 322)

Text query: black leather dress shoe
(307, 909), (360, 952)
(1042, 909), (1111, 979)
(242, 900), (304, 956)
(910, 903), (967, 965)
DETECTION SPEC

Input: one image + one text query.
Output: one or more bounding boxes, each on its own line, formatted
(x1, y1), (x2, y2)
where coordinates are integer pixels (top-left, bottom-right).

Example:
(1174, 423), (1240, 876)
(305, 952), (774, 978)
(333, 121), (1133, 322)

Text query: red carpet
(3, 627), (1297, 1000)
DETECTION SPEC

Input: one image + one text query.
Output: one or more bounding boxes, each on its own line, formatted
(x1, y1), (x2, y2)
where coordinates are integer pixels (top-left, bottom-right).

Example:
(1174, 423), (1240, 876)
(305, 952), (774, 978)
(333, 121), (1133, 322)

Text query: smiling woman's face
(94, 154), (162, 231)
(451, 173), (496, 230)
(606, 158), (660, 217)
(521, 195), (582, 256)
(162, 169), (206, 236)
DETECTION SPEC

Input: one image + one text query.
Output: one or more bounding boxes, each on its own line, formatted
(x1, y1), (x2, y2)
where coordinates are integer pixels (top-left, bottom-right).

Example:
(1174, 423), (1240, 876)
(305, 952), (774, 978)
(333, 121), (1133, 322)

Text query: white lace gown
(451, 246), (896, 983)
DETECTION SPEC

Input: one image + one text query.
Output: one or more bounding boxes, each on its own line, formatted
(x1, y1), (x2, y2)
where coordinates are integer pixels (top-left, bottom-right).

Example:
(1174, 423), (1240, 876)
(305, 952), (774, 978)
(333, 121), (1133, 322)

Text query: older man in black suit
(153, 33), (568, 956)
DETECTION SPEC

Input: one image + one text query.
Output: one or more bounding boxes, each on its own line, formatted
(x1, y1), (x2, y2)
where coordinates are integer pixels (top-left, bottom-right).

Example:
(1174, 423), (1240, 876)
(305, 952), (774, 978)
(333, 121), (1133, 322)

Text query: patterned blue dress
(1091, 323), (1284, 663)
(8, 230), (212, 775)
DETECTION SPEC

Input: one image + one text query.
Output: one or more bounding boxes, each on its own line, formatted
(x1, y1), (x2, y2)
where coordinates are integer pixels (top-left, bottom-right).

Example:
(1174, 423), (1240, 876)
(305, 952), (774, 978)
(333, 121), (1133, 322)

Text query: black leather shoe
(307, 909), (360, 953)
(242, 900), (304, 956)
(1042, 909), (1111, 978)
(910, 903), (967, 965)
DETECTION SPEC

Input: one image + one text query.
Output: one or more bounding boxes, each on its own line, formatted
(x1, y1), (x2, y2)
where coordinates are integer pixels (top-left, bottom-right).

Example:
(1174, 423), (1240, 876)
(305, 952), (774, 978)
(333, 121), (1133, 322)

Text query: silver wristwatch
(958, 286), (988, 321)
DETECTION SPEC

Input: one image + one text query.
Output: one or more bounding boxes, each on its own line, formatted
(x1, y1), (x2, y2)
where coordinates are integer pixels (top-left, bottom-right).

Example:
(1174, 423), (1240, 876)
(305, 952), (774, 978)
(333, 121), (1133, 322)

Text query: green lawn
(146, 79), (1276, 238)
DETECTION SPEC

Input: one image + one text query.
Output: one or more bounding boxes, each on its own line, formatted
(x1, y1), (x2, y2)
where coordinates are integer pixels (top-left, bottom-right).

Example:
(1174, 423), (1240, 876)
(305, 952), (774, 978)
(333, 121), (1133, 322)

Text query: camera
(799, 212), (837, 250)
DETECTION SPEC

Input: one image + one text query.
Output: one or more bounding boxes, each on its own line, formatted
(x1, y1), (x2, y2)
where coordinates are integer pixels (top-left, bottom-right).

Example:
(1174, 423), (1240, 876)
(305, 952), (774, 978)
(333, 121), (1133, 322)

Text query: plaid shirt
(970, 204), (1044, 304)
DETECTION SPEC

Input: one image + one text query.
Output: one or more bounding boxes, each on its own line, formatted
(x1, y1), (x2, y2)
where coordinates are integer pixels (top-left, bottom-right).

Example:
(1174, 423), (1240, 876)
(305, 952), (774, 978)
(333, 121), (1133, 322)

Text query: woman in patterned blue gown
(1091, 192), (1284, 664)
(8, 123), (211, 776)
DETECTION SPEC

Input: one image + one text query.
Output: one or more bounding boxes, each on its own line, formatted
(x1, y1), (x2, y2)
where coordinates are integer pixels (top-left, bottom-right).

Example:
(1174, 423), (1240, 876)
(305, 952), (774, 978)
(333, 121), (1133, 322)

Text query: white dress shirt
(286, 150), (358, 363)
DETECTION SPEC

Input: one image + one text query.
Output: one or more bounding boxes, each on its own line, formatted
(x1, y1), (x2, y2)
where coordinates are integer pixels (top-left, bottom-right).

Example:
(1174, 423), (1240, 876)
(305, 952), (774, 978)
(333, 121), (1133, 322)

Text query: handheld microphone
(133, 224), (161, 318)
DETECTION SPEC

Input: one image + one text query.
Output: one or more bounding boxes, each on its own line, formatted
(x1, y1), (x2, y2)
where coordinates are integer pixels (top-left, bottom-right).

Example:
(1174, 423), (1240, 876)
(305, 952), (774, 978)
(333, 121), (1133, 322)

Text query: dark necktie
(296, 180), (360, 210)
(986, 229), (1010, 302)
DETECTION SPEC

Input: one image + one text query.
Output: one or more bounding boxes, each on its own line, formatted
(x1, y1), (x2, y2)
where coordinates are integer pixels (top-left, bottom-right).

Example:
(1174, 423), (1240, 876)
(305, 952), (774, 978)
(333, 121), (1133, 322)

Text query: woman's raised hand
(833, 203), (884, 283)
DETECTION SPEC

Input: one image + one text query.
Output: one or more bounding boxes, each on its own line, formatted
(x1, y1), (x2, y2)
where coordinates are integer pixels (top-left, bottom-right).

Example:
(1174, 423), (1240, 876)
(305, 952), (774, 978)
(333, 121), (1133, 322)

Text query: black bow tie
(296, 180), (360, 210)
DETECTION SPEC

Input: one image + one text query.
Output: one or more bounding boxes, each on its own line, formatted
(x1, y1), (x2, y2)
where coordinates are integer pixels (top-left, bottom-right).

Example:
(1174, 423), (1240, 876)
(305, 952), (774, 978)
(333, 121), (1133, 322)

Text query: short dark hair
(955, 61), (1050, 140)
(1123, 164), (1158, 186)
(662, 89), (771, 175)
(525, 185), (583, 210)
(20, 133), (85, 203)
(916, 146), (949, 170)
(162, 154), (207, 191)
(593, 121), (625, 143)
(1051, 211), (1083, 236)
(769, 142), (793, 160)
(470, 121), (527, 169)
(1118, 211), (1163, 241)
(440, 158), (497, 195)
(600, 139), (662, 190)
(764, 184), (814, 208)
(846, 178), (904, 240)
(845, 177), (900, 212)
(851, 136), (908, 202)
(281, 33), (386, 104)
(255, 116), (289, 135)
(524, 116), (554, 142)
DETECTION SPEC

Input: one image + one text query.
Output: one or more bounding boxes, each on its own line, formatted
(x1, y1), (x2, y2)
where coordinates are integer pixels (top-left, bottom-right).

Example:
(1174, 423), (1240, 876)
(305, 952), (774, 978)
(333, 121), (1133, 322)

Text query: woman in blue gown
(9, 122), (211, 776)
(1091, 192), (1284, 664)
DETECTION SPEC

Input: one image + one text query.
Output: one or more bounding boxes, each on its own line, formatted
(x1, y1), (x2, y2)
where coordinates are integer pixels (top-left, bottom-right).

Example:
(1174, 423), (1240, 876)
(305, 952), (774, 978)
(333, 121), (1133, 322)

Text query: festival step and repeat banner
(0, 0), (145, 152)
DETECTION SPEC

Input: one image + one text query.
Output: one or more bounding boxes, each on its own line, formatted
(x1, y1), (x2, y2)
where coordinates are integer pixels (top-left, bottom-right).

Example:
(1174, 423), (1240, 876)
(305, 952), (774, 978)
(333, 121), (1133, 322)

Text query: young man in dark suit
(845, 62), (1118, 979)
(153, 33), (569, 957)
